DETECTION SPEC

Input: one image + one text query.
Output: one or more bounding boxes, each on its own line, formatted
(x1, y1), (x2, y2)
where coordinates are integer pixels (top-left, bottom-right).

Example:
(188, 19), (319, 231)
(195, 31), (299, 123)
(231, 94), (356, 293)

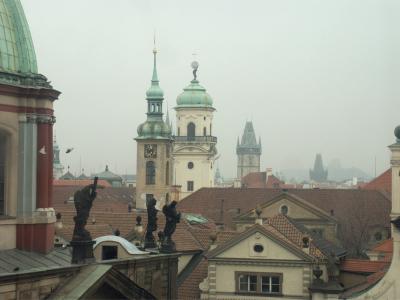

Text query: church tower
(135, 47), (173, 209)
(309, 153), (328, 182)
(237, 121), (261, 179)
(172, 61), (217, 199)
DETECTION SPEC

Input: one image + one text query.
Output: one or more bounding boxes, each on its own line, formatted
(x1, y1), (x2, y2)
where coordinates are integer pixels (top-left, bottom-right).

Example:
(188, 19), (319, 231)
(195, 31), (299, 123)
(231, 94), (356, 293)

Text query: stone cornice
(209, 257), (315, 267)
(19, 113), (56, 124)
(0, 81), (60, 101)
(1, 103), (54, 115)
(390, 160), (400, 166)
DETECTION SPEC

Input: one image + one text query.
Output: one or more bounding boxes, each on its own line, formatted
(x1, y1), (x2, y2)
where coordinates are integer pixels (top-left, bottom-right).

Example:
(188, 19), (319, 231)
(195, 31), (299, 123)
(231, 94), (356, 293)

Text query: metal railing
(173, 136), (217, 143)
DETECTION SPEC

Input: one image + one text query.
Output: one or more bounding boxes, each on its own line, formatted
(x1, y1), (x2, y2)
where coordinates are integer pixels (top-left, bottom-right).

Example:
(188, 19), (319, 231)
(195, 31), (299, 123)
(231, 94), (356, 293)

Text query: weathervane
(191, 52), (199, 81)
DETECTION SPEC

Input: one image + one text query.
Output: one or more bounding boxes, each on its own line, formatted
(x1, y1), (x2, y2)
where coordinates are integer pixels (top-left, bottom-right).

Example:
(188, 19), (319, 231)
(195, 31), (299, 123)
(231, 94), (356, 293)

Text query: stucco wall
(175, 108), (214, 137)
(260, 198), (321, 220)
(136, 140), (173, 209)
(174, 156), (214, 199)
(216, 232), (302, 261)
(214, 264), (306, 298)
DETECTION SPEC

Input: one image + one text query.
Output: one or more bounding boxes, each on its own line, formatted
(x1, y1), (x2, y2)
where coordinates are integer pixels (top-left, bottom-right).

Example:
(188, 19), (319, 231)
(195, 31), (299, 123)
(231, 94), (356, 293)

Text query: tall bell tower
(135, 47), (173, 209)
(172, 61), (217, 199)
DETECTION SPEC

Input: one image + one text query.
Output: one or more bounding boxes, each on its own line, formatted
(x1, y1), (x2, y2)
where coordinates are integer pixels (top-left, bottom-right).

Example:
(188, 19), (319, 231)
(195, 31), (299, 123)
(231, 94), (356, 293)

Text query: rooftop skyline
(22, 0), (399, 178)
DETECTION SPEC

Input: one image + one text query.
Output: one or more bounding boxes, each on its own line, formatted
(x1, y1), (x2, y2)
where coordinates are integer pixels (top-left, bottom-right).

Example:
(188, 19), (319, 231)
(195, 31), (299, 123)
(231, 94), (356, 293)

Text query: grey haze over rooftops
(21, 0), (399, 178)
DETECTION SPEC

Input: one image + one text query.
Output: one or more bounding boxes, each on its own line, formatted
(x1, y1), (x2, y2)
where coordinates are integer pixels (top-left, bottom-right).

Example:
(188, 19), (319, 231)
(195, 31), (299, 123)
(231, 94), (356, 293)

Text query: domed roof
(176, 79), (213, 108)
(95, 165), (122, 180)
(137, 120), (172, 139)
(0, 0), (38, 74)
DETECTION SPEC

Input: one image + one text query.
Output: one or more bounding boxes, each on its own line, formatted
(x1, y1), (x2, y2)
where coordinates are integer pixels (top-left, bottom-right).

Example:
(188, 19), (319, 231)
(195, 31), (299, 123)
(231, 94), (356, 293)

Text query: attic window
(253, 244), (264, 253)
(280, 205), (288, 215)
(102, 245), (118, 260)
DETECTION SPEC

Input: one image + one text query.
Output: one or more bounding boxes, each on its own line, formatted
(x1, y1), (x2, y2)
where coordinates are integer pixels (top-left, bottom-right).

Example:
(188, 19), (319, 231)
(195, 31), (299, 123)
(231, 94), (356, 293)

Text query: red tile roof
(53, 186), (135, 214)
(55, 209), (214, 253)
(340, 259), (388, 274)
(178, 188), (391, 231)
(363, 169), (391, 194)
(266, 215), (325, 259)
(372, 238), (393, 253)
(241, 172), (301, 189)
(178, 257), (208, 300)
(53, 179), (112, 187)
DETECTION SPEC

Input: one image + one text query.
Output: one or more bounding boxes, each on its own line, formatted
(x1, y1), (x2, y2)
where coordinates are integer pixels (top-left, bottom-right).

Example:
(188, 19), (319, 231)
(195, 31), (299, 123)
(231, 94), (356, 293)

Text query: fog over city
(22, 0), (399, 179)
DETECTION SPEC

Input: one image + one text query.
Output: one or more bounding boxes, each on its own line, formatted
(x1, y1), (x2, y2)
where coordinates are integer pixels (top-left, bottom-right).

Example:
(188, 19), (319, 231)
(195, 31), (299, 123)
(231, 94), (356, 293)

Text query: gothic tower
(309, 153), (328, 182)
(236, 121), (262, 179)
(135, 47), (173, 209)
(172, 61), (217, 199)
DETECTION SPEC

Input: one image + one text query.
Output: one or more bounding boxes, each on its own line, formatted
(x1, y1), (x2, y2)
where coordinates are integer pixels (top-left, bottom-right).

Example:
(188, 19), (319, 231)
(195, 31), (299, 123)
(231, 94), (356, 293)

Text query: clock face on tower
(144, 144), (157, 158)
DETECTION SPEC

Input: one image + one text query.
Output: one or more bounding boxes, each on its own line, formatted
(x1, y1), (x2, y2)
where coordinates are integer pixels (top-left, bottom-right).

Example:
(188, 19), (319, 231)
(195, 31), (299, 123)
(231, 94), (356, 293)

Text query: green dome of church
(176, 79), (213, 108)
(137, 120), (171, 139)
(0, 0), (38, 74)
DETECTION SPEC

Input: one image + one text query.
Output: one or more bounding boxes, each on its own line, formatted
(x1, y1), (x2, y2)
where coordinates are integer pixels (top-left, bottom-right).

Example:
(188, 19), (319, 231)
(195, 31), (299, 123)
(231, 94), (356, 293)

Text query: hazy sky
(21, 0), (399, 178)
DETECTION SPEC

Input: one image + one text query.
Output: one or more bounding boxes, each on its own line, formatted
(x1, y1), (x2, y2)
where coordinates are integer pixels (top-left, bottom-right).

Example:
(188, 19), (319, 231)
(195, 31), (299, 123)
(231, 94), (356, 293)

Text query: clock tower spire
(135, 47), (173, 209)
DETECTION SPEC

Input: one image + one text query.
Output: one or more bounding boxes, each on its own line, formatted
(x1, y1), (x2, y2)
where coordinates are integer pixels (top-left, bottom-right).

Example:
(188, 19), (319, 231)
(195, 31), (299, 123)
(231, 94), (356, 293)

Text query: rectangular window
(236, 272), (282, 295)
(187, 181), (194, 191)
(239, 275), (257, 292)
(261, 276), (281, 293)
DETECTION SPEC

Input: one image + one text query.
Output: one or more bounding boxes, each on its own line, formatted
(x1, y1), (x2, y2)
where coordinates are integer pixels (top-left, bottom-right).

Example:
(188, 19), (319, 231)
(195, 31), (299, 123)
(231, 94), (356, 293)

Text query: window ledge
(0, 216), (17, 225)
(236, 292), (282, 297)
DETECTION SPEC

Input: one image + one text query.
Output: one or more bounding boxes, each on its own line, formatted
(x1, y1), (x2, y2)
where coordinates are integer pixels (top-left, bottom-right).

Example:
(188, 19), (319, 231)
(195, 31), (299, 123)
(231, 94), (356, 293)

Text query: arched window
(0, 132), (6, 215)
(210, 124), (212, 136)
(146, 161), (156, 185)
(166, 161), (170, 185)
(203, 127), (207, 136)
(187, 122), (195, 141)
(178, 127), (180, 136)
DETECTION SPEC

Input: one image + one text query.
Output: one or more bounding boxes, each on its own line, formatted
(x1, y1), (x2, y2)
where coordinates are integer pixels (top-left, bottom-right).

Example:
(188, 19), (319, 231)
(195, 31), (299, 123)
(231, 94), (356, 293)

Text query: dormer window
(280, 205), (288, 215)
(102, 245), (118, 260)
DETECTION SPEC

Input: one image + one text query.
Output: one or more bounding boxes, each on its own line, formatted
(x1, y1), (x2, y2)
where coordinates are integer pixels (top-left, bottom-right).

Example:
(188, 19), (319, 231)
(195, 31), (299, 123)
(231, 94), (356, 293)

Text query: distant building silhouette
(236, 122), (261, 179)
(310, 154), (328, 182)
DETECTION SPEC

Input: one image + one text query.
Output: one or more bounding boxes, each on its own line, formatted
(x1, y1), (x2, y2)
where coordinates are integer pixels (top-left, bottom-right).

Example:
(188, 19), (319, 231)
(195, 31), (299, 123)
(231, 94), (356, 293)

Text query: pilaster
(36, 114), (54, 209)
(17, 114), (37, 215)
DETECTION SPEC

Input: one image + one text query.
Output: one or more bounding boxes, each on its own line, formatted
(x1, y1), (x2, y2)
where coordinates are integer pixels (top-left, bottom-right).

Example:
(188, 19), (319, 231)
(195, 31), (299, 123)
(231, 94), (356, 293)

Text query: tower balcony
(173, 136), (217, 143)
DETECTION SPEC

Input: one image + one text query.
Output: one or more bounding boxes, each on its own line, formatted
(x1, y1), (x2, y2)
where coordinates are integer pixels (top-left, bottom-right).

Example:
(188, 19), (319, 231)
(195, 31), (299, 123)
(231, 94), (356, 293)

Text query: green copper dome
(176, 79), (213, 108)
(137, 120), (171, 139)
(0, 0), (38, 74)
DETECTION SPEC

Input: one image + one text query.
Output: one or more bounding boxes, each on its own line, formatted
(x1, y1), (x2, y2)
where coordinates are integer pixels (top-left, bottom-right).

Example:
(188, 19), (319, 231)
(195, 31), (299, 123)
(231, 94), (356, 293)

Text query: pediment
(173, 145), (210, 154)
(208, 225), (312, 262)
(236, 193), (336, 223)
